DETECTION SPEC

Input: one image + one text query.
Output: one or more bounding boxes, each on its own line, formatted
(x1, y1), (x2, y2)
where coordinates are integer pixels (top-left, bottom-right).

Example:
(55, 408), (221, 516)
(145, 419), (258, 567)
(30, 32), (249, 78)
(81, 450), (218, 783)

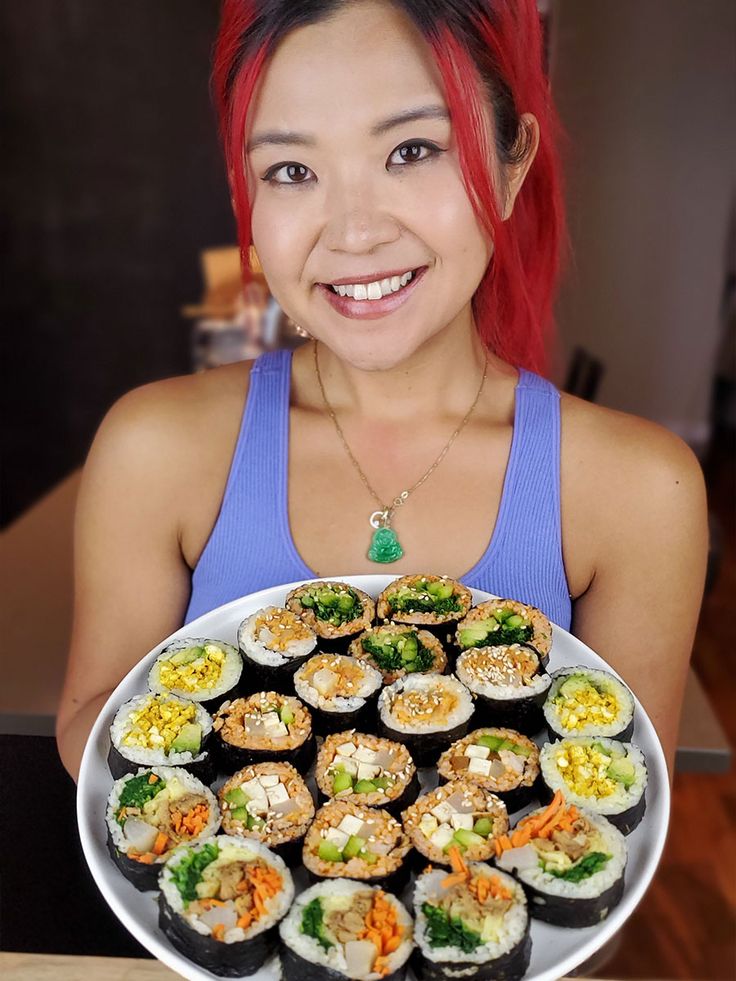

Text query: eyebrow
(246, 104), (450, 153)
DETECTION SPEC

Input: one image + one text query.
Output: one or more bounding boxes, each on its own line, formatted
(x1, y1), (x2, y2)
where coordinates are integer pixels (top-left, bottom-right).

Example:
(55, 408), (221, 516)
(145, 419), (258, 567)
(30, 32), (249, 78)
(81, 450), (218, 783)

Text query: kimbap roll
(455, 599), (552, 666)
(280, 879), (414, 981)
(539, 736), (648, 834)
(376, 575), (472, 642)
(106, 766), (220, 891)
(402, 780), (509, 868)
(315, 731), (419, 815)
(349, 624), (447, 684)
(543, 667), (635, 742)
(148, 638), (242, 711)
(377, 673), (474, 766)
(219, 761), (315, 864)
(494, 791), (627, 927)
(108, 693), (213, 782)
(286, 581), (375, 651)
(303, 799), (412, 894)
(212, 692), (315, 773)
(294, 654), (383, 736)
(437, 728), (540, 812)
(238, 607), (318, 694)
(413, 855), (531, 981)
(158, 835), (294, 977)
(455, 644), (551, 735)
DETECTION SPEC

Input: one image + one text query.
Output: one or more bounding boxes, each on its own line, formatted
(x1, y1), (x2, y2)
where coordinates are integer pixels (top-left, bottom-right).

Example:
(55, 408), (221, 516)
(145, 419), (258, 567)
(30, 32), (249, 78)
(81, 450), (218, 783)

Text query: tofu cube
(266, 783), (289, 806)
(450, 812), (474, 831)
(325, 827), (350, 851)
(337, 814), (365, 837)
(419, 814), (438, 836)
(312, 668), (338, 696)
(430, 801), (453, 823)
(357, 762), (381, 782)
(468, 757), (493, 776)
(353, 746), (377, 764)
(335, 755), (359, 776)
(336, 742), (357, 757)
(258, 774), (280, 788)
(429, 825), (455, 850)
(465, 744), (491, 760)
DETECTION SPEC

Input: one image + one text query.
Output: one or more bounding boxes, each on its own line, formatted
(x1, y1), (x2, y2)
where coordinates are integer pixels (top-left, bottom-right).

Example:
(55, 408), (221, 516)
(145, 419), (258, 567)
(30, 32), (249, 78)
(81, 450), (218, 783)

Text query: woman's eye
(262, 162), (314, 186)
(388, 141), (443, 168)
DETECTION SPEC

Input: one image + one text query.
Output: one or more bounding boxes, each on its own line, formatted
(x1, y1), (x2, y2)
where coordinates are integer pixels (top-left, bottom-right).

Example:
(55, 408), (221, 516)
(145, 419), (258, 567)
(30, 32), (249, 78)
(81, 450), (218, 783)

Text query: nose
(321, 183), (402, 255)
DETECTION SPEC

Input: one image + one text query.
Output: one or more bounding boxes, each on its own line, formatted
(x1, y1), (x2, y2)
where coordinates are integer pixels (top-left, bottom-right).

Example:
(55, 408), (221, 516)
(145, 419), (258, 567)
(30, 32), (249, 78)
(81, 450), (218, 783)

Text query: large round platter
(78, 575), (670, 981)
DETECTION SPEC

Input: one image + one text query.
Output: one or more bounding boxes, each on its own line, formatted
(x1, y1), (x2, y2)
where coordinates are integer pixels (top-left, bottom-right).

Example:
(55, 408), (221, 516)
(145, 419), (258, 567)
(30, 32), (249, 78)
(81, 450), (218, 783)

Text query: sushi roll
(349, 624), (447, 684)
(158, 835), (294, 977)
(294, 654), (383, 736)
(286, 581), (375, 651)
(539, 736), (648, 834)
(108, 693), (214, 782)
(212, 692), (315, 773)
(303, 799), (412, 895)
(238, 607), (318, 694)
(279, 879), (414, 981)
(402, 780), (509, 868)
(413, 856), (531, 981)
(455, 644), (551, 735)
(315, 731), (419, 816)
(219, 761), (315, 864)
(106, 766), (220, 891)
(543, 667), (635, 742)
(494, 792), (627, 927)
(455, 599), (552, 666)
(148, 638), (242, 712)
(376, 575), (472, 642)
(377, 673), (474, 767)
(437, 728), (540, 813)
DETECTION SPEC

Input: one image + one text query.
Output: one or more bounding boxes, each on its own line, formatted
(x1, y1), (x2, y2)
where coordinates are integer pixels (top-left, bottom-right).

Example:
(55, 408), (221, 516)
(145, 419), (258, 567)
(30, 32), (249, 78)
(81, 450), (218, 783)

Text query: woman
(57, 0), (707, 781)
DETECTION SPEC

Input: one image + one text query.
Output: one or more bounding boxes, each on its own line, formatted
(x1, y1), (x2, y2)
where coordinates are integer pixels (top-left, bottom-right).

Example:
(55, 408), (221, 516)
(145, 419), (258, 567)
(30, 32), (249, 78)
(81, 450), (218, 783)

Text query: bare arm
(56, 383), (193, 781)
(564, 409), (708, 779)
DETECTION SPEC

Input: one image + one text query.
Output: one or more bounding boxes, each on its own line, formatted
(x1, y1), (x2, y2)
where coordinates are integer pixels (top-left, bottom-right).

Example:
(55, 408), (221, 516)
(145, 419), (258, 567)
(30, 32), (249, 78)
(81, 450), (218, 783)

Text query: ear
(501, 113), (540, 221)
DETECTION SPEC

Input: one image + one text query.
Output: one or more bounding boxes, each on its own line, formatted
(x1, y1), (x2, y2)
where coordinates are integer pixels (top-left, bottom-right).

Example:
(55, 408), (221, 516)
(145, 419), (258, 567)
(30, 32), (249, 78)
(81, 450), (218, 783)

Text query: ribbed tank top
(184, 349), (571, 629)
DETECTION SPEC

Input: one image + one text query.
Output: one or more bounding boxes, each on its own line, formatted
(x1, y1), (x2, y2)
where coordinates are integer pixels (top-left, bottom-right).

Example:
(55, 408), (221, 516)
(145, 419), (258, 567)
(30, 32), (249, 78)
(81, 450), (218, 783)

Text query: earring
(291, 321), (311, 338)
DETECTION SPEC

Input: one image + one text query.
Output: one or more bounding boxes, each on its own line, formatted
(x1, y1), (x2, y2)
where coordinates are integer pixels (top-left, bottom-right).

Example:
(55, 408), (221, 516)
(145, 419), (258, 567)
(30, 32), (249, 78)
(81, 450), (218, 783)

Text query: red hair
(212, 0), (566, 374)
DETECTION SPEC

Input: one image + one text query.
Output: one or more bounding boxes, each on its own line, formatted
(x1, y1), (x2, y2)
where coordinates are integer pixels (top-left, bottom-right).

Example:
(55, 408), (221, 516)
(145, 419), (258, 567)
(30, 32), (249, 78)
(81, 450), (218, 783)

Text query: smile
(316, 266), (428, 320)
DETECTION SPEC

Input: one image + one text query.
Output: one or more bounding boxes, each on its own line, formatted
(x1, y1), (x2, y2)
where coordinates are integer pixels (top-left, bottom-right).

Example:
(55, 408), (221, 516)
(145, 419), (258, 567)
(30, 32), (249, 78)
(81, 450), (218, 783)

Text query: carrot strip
(148, 774), (159, 784)
(211, 924), (225, 942)
(153, 832), (169, 855)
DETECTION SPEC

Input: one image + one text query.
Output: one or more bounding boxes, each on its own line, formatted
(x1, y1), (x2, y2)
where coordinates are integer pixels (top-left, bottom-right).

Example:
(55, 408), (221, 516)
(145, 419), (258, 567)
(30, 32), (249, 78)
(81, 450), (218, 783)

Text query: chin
(317, 327), (427, 373)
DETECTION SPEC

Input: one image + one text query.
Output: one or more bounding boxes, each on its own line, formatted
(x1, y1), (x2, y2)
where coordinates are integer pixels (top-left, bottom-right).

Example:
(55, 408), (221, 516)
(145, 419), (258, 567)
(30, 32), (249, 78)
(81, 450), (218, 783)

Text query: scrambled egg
(554, 682), (618, 731)
(555, 743), (617, 798)
(122, 696), (197, 751)
(159, 644), (224, 693)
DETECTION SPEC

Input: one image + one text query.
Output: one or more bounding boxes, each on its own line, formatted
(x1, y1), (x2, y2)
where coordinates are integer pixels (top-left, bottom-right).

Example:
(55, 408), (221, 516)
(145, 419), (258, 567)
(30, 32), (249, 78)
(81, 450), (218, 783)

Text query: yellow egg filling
(555, 683), (618, 731)
(159, 644), (225, 693)
(122, 697), (197, 751)
(554, 743), (618, 798)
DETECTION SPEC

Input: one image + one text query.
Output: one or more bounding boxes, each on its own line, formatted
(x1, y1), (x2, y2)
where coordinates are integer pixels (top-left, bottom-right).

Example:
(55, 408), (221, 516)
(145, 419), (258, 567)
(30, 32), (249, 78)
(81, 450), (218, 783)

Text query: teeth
(330, 270), (415, 300)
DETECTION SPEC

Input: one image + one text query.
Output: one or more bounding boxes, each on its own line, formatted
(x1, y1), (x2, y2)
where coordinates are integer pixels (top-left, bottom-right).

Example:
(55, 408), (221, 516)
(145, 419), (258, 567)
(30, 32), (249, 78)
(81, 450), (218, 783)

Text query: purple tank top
(184, 349), (571, 629)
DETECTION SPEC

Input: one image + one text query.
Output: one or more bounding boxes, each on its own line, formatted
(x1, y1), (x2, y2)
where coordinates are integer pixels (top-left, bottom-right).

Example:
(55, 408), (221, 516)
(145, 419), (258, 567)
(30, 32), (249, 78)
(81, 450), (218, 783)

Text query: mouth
(315, 266), (428, 320)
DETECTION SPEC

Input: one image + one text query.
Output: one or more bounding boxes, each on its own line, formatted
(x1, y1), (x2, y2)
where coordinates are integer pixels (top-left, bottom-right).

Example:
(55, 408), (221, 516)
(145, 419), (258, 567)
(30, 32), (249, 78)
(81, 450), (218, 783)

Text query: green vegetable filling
(389, 580), (462, 617)
(170, 842), (220, 904)
(458, 609), (533, 649)
(422, 902), (482, 952)
(301, 898), (334, 951)
(116, 772), (166, 824)
(362, 631), (435, 673)
(299, 587), (362, 626)
(546, 851), (611, 882)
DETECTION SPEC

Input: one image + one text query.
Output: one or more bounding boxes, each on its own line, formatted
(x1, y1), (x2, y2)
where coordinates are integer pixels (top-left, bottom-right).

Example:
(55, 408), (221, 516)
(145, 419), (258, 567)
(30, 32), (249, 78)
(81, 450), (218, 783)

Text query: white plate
(78, 575), (670, 981)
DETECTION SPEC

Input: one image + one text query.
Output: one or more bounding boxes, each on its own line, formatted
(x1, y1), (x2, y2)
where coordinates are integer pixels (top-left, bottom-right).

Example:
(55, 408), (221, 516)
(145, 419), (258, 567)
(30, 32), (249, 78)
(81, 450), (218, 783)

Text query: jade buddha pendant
(368, 526), (404, 564)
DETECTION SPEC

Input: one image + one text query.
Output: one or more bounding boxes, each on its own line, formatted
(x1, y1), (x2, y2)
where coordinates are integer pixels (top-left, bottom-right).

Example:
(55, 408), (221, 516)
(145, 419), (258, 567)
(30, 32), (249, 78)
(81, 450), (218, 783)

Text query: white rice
(294, 656), (382, 714)
(543, 666), (635, 737)
(377, 673), (474, 734)
(110, 694), (213, 767)
(148, 638), (242, 702)
(238, 608), (317, 667)
(539, 737), (648, 816)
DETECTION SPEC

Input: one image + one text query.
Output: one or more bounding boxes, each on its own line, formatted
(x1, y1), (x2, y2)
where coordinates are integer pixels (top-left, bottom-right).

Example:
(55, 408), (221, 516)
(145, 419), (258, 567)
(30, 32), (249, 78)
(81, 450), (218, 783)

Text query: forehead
(247, 1), (448, 137)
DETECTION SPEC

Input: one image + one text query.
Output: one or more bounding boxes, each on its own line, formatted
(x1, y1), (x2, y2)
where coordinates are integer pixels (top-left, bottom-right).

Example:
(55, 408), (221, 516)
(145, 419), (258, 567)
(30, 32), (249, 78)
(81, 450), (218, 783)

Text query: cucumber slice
(477, 734), (504, 751)
(279, 705), (295, 726)
(224, 787), (249, 808)
(506, 614), (525, 628)
(473, 818), (493, 838)
(342, 835), (366, 860)
(318, 840), (344, 863)
(230, 806), (249, 822)
(453, 828), (486, 850)
(353, 779), (378, 794)
(246, 813), (265, 831)
(607, 758), (636, 788)
(373, 776), (391, 790)
(337, 594), (356, 613)
(333, 771), (354, 794)
(300, 594), (315, 608)
(362, 851), (379, 866)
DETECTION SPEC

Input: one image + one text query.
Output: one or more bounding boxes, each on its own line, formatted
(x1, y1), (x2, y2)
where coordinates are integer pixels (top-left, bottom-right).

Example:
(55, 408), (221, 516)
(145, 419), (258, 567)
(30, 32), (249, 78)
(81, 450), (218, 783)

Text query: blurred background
(1, 1), (734, 978)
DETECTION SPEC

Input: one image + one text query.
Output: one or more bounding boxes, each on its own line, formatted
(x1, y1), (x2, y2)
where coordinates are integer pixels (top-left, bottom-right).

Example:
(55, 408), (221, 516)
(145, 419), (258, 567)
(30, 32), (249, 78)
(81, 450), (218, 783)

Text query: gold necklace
(313, 339), (488, 563)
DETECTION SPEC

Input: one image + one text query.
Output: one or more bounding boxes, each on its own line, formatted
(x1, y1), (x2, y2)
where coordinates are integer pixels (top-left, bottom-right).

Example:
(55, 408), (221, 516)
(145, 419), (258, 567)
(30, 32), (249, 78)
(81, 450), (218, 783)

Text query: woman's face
(245, 0), (498, 371)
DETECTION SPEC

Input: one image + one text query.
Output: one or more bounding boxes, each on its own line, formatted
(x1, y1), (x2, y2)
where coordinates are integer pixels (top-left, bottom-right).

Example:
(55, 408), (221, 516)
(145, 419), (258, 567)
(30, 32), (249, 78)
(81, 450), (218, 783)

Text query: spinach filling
(170, 842), (220, 904)
(362, 631), (435, 673)
(116, 772), (166, 824)
(300, 898), (333, 951)
(299, 587), (362, 626)
(389, 580), (462, 616)
(421, 902), (482, 953)
(546, 851), (611, 882)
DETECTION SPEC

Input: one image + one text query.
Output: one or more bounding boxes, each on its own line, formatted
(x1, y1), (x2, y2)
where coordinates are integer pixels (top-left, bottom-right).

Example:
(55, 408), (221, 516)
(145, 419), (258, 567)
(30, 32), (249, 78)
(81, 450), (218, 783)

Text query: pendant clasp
(369, 509), (390, 529)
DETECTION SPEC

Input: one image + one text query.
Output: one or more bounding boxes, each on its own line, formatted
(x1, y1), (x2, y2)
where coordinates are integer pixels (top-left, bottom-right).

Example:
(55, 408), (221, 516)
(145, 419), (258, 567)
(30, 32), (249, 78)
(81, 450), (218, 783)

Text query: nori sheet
(546, 714), (635, 744)
(471, 688), (547, 737)
(214, 729), (316, 775)
(377, 717), (471, 768)
(306, 855), (411, 897)
(158, 890), (279, 977)
(310, 694), (378, 738)
(523, 870), (626, 927)
(105, 826), (161, 892)
(281, 940), (409, 981)
(410, 917), (531, 980)
(106, 743), (215, 784)
(240, 653), (311, 696)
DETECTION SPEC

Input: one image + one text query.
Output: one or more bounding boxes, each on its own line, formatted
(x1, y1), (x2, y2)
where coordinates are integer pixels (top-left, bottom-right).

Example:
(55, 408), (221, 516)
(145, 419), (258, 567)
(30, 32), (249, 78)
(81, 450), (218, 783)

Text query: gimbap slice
(456, 599), (552, 666)
(286, 581), (375, 651)
(543, 667), (635, 742)
(377, 673), (474, 766)
(279, 879), (414, 981)
(106, 766), (220, 891)
(402, 780), (509, 868)
(148, 638), (242, 711)
(437, 728), (540, 812)
(539, 736), (648, 834)
(219, 761), (315, 864)
(303, 799), (412, 894)
(376, 575), (472, 641)
(294, 654), (383, 736)
(349, 624), (447, 684)
(494, 792), (627, 927)
(455, 644), (551, 735)
(158, 835), (294, 977)
(413, 856), (531, 981)
(238, 607), (317, 694)
(108, 693), (213, 782)
(212, 692), (315, 772)
(315, 731), (419, 816)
